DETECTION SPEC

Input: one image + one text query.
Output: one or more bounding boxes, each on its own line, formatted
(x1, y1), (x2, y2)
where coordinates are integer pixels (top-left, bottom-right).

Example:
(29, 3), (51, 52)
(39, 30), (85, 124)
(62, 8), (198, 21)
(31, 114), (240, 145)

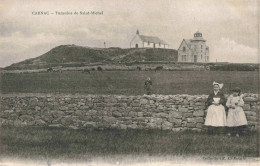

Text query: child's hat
(231, 87), (241, 93)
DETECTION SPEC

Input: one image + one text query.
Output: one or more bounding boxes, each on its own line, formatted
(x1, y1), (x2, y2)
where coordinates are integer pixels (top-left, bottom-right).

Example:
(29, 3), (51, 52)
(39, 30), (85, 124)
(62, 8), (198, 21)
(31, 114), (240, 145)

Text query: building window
(183, 47), (186, 52)
(182, 55), (186, 62)
(194, 55), (197, 62)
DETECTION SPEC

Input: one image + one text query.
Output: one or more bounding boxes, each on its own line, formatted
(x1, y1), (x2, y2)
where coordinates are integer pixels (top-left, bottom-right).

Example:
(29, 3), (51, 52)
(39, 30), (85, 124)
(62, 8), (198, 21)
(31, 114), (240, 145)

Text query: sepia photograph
(0, 0), (259, 165)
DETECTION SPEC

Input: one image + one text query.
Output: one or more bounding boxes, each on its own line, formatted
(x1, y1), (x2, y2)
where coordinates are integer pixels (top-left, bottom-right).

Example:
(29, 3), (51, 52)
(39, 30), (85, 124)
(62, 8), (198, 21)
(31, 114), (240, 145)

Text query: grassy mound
(4, 45), (178, 70)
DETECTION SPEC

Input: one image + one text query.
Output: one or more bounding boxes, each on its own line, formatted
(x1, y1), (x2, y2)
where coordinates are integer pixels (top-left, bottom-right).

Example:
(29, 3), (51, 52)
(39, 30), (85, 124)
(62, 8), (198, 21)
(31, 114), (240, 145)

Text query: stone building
(130, 30), (169, 49)
(178, 31), (209, 62)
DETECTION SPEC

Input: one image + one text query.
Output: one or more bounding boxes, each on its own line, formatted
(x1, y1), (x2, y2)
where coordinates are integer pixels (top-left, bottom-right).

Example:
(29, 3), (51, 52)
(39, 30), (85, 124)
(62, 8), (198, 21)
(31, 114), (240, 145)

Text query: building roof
(178, 31), (208, 51)
(139, 35), (168, 45)
(192, 31), (205, 41)
(191, 37), (206, 41)
(183, 39), (191, 49)
(177, 39), (191, 50)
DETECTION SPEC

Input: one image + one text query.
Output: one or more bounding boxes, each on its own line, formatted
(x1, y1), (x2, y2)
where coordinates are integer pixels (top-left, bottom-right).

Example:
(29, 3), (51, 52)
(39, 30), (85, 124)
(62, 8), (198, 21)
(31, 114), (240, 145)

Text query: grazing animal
(82, 69), (90, 74)
(97, 66), (103, 72)
(47, 67), (53, 72)
(155, 66), (163, 72)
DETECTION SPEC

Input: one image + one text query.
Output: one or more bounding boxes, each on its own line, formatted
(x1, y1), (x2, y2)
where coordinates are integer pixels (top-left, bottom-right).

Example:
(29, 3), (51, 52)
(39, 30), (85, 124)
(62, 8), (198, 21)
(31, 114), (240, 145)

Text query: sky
(0, 0), (258, 67)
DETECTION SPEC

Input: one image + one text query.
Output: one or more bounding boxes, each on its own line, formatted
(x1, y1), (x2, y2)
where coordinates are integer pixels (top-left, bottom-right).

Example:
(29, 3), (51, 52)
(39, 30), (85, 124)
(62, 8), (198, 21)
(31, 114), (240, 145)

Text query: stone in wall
(162, 121), (173, 130)
(169, 111), (182, 119)
(193, 110), (204, 117)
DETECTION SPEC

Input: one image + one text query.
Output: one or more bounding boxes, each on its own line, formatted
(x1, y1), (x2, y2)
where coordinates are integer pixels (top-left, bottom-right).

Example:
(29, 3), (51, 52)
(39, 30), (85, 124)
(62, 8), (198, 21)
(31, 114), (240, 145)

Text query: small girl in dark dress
(204, 82), (227, 134)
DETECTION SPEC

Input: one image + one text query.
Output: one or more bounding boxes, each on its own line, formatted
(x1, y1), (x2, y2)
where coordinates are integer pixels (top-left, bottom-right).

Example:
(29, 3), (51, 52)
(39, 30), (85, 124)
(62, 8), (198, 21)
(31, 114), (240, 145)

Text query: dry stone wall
(0, 94), (259, 131)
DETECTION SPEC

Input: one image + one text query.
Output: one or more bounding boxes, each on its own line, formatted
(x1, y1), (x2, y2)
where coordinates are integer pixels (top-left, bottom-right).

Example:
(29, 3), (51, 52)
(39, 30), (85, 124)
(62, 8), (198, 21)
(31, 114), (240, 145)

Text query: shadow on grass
(0, 126), (258, 159)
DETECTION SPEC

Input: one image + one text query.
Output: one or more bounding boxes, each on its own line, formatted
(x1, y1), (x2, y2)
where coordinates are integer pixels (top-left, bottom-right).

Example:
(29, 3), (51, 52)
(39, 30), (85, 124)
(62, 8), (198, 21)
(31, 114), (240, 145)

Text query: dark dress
(205, 91), (226, 109)
(145, 80), (152, 95)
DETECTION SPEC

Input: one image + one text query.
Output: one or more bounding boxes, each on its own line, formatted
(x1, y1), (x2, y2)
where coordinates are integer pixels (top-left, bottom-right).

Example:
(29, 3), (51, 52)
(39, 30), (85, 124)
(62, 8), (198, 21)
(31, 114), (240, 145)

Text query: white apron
(205, 105), (227, 126)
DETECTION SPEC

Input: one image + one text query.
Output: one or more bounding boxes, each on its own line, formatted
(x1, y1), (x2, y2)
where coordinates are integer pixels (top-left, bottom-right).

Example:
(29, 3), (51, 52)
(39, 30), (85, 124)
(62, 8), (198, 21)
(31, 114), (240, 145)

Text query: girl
(144, 77), (152, 95)
(226, 87), (247, 137)
(204, 82), (227, 134)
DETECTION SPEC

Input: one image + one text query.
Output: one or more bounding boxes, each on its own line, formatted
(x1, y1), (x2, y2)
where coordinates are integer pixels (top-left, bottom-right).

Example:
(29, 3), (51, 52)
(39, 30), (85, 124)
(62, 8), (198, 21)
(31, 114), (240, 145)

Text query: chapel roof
(139, 35), (168, 45)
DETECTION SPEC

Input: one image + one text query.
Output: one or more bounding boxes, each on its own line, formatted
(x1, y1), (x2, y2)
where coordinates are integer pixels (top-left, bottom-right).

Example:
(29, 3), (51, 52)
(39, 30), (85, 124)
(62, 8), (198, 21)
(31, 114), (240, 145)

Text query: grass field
(0, 127), (258, 159)
(0, 71), (258, 95)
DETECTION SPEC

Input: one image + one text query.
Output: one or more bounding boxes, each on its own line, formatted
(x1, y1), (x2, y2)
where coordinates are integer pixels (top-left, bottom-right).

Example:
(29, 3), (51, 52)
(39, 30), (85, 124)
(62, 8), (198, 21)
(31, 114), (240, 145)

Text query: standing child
(226, 87), (247, 137)
(144, 77), (152, 95)
(204, 82), (227, 135)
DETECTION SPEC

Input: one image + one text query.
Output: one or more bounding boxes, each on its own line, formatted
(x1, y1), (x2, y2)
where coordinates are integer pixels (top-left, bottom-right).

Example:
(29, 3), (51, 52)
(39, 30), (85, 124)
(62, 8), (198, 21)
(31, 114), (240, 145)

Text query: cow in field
(82, 69), (90, 74)
(47, 67), (53, 72)
(155, 66), (163, 72)
(97, 66), (103, 72)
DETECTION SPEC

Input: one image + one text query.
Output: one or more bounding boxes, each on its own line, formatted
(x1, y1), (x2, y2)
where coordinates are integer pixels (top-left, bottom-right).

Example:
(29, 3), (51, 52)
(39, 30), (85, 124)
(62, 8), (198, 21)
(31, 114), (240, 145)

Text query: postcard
(0, 0), (259, 165)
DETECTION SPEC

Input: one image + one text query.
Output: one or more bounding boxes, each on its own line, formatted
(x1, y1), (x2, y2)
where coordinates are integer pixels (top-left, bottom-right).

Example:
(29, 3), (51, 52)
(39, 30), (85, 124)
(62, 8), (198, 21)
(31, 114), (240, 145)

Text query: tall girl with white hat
(204, 81), (227, 134)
